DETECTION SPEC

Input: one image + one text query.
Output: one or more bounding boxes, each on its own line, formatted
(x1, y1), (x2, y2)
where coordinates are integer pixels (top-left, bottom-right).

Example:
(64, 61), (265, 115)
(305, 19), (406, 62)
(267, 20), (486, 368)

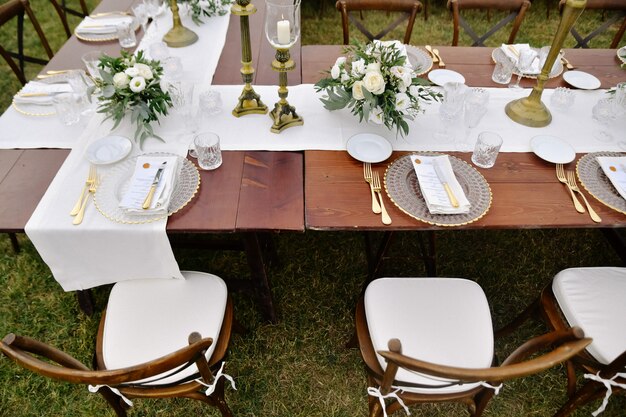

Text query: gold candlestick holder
(269, 48), (303, 133)
(232, 0), (267, 117)
(163, 0), (198, 47)
(505, 0), (586, 127)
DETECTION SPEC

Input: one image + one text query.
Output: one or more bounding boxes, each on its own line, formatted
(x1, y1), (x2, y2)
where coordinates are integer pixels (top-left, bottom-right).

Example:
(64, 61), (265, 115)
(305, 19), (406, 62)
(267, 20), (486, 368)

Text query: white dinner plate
(562, 70), (601, 90)
(346, 133), (393, 163)
(86, 135), (132, 165)
(530, 135), (576, 164)
(618, 46), (626, 65)
(428, 69), (466, 86)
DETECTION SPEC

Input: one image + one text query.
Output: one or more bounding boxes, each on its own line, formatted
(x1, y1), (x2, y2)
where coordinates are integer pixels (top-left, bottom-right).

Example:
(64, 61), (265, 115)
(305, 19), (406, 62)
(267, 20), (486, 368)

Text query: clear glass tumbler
(472, 131), (503, 168)
(194, 132), (222, 170)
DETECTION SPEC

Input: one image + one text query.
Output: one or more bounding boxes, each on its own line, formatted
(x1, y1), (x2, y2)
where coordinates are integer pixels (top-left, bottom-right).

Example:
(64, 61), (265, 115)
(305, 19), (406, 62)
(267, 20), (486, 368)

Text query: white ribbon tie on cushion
(13, 81), (73, 105)
(583, 372), (626, 416)
(76, 16), (134, 35)
(411, 155), (471, 214)
(367, 386), (410, 417)
(88, 384), (134, 407)
(119, 155), (179, 215)
(195, 362), (237, 397)
(596, 157), (626, 201)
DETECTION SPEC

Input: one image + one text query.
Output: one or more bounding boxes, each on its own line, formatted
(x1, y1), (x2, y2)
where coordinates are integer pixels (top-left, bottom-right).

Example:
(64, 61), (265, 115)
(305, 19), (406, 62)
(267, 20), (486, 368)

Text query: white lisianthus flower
(134, 63), (154, 80)
(368, 107), (384, 124)
(409, 85), (422, 98)
(390, 66), (413, 91)
(125, 66), (140, 77)
(351, 59), (366, 76)
(331, 56), (347, 79)
(366, 62), (381, 74)
(352, 81), (365, 100)
(395, 92), (410, 112)
(362, 71), (386, 95)
(341, 70), (350, 82)
(112, 72), (130, 88)
(129, 76), (146, 93)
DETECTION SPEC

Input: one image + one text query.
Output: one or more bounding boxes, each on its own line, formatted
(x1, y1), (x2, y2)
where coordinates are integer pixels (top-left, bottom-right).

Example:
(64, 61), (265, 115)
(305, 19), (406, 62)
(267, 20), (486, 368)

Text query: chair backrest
(335, 0), (423, 45)
(447, 0), (531, 46)
(0, 0), (54, 85)
(559, 0), (626, 48)
(0, 332), (217, 411)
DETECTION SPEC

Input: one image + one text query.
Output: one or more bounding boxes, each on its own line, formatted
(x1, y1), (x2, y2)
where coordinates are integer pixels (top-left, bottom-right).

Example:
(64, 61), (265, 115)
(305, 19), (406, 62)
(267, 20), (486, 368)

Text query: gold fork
(70, 166), (96, 216)
(363, 163), (381, 214)
(556, 164), (584, 213)
(425, 45), (439, 64)
(567, 171), (601, 223)
(73, 174), (99, 225)
(433, 48), (446, 68)
(372, 172), (391, 225)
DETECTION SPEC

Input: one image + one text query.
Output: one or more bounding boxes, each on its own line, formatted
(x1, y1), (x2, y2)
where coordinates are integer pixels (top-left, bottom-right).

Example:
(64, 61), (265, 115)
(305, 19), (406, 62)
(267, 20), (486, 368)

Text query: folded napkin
(412, 155), (471, 214)
(76, 15), (133, 35)
(597, 156), (626, 201)
(501, 43), (540, 75)
(13, 81), (73, 105)
(119, 156), (179, 215)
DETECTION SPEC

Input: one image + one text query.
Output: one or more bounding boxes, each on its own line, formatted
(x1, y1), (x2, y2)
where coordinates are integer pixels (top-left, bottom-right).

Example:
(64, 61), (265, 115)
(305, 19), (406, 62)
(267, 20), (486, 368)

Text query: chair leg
(494, 298), (539, 338)
(553, 379), (606, 417)
(76, 289), (94, 316)
(99, 387), (129, 417)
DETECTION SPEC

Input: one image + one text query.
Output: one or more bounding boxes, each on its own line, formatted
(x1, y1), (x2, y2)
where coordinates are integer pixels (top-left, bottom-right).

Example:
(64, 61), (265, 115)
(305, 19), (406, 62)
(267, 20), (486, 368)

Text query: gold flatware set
(556, 164), (601, 223)
(363, 163), (391, 225)
(425, 45), (445, 68)
(71, 166), (99, 225)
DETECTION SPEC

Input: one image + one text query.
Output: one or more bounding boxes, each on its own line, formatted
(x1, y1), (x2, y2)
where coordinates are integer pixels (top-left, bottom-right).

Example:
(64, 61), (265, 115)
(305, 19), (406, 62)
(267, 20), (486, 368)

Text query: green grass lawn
(1, 1), (626, 416)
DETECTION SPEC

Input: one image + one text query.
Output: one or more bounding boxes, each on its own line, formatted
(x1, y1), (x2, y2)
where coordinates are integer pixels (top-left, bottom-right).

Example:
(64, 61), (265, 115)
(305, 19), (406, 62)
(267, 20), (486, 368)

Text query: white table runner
(0, 8), (230, 149)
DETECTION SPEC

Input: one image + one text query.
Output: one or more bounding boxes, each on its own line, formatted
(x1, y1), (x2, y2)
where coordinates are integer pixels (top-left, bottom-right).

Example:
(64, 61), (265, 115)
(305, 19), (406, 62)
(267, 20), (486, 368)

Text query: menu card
(119, 155), (179, 214)
(597, 156), (626, 201)
(411, 155), (471, 214)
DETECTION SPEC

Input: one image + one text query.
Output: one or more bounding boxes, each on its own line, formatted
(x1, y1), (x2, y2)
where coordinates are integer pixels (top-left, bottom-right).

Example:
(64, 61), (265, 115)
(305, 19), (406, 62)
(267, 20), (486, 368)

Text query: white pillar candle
(277, 19), (290, 45)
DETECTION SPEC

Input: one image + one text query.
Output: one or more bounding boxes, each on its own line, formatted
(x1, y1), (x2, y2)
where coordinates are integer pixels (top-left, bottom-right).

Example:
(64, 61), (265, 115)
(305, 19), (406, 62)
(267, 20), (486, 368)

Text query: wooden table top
(302, 45), (626, 230)
(0, 0), (304, 234)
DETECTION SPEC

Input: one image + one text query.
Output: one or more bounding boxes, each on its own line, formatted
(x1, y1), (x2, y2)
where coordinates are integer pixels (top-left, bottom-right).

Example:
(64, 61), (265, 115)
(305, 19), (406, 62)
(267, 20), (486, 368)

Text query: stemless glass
(81, 50), (104, 78)
(472, 131), (503, 168)
(264, 0), (301, 49)
(492, 48), (515, 84)
(509, 49), (537, 89)
(435, 82), (467, 143)
(592, 98), (616, 143)
(194, 132), (222, 170)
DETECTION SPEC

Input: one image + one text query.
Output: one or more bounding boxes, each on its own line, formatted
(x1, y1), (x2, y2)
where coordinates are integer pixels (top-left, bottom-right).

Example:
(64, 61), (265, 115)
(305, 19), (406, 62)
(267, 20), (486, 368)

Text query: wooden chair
(560, 0), (626, 48)
(335, 0), (423, 45)
(0, 0), (54, 85)
(356, 277), (591, 417)
(501, 267), (626, 416)
(447, 0), (531, 46)
(0, 271), (235, 417)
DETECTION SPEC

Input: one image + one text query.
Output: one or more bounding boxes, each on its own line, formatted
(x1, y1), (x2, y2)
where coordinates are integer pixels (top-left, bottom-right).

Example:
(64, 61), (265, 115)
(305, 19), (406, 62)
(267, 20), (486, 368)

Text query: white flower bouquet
(314, 40), (440, 136)
(90, 50), (173, 148)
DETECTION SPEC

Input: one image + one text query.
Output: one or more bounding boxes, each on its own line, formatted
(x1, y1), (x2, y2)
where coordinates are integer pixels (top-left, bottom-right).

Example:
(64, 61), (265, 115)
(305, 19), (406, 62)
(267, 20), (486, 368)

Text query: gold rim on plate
(384, 152), (492, 227)
(11, 100), (55, 117)
(406, 45), (434, 76)
(576, 151), (626, 215)
(94, 152), (200, 224)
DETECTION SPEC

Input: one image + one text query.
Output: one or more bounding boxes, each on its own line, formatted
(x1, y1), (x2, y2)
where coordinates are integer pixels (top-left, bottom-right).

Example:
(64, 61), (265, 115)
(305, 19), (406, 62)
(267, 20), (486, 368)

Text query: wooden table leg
(8, 233), (19, 253)
(76, 289), (94, 316)
(243, 232), (277, 323)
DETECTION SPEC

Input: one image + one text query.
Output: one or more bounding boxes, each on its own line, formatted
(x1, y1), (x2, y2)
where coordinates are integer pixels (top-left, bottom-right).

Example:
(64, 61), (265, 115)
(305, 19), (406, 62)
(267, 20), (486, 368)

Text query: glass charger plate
(385, 153), (492, 227)
(75, 14), (140, 42)
(11, 100), (55, 117)
(406, 46), (433, 76)
(94, 152), (200, 224)
(618, 46), (626, 65)
(577, 151), (626, 215)
(490, 48), (563, 79)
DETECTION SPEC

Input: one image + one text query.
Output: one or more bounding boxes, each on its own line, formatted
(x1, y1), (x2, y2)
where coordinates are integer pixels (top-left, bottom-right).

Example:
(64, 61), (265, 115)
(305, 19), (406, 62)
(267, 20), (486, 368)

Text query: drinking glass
(458, 88), (490, 151)
(492, 48), (515, 84)
(81, 51), (104, 78)
(550, 87), (574, 111)
(149, 41), (170, 61)
(52, 93), (82, 126)
(435, 82), (467, 143)
(509, 49), (537, 89)
(199, 90), (223, 116)
(116, 21), (137, 49)
(612, 82), (626, 116)
(472, 131), (502, 168)
(592, 98), (616, 143)
(162, 57), (183, 81)
(194, 132), (222, 170)
(66, 70), (94, 115)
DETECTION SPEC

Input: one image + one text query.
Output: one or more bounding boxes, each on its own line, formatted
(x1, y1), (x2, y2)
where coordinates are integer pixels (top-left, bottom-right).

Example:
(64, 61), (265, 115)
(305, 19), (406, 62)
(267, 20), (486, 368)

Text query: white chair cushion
(552, 267), (626, 365)
(102, 271), (228, 385)
(364, 277), (494, 394)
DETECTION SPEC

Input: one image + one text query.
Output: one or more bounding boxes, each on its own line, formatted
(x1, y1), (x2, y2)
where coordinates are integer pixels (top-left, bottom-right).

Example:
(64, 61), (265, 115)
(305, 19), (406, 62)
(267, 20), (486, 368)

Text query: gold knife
(433, 48), (445, 68)
(142, 162), (167, 209)
(433, 159), (459, 208)
(425, 45), (439, 64)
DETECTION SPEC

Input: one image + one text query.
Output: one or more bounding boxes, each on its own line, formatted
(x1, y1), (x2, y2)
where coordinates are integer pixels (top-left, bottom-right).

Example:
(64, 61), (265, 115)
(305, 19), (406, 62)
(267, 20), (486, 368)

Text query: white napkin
(76, 15), (133, 35)
(597, 156), (626, 201)
(119, 156), (179, 214)
(13, 81), (73, 105)
(501, 43), (540, 74)
(411, 155), (471, 214)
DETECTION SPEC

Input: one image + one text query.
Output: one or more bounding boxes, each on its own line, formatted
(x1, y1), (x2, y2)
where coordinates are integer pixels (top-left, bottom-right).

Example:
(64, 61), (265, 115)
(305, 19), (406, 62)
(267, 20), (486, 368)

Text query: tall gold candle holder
(232, 0), (267, 117)
(163, 0), (198, 47)
(265, 0), (303, 133)
(505, 0), (587, 127)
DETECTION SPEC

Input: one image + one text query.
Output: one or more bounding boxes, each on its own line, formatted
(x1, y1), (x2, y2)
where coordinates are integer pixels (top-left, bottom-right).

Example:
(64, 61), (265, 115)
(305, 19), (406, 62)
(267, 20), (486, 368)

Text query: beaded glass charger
(10, 72), (77, 117)
(94, 152), (200, 224)
(406, 46), (433, 76)
(385, 153), (492, 226)
(577, 151), (626, 215)
(75, 14), (140, 42)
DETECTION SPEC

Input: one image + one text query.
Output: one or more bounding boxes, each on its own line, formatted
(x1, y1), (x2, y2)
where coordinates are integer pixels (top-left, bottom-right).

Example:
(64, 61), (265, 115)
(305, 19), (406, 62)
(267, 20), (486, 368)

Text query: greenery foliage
(178, 0), (232, 25)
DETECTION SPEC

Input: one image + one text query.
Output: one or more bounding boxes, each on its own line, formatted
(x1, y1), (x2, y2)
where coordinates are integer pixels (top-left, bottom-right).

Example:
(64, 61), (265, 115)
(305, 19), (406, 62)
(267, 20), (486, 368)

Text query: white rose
(368, 107), (384, 125)
(112, 72), (130, 88)
(395, 92), (410, 112)
(352, 81), (365, 100)
(125, 66), (140, 77)
(134, 63), (154, 80)
(362, 71), (386, 95)
(129, 76), (146, 93)
(335, 56), (347, 67)
(351, 59), (366, 76)
(366, 62), (381, 74)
